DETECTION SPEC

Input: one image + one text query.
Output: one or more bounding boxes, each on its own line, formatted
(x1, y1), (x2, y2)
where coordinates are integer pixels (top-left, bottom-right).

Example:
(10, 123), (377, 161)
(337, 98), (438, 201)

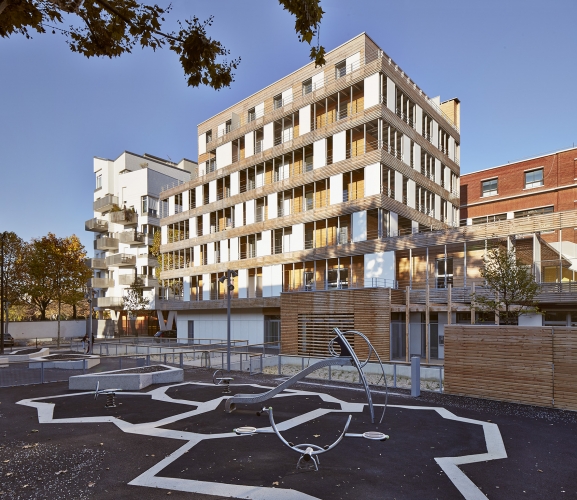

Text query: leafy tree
(21, 233), (92, 346)
(0, 231), (25, 305)
(0, 0), (326, 89)
(472, 245), (541, 325)
(122, 275), (150, 336)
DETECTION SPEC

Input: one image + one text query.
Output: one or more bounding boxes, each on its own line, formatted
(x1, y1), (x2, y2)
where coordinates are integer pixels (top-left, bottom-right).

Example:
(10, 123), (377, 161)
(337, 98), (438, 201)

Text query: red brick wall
(460, 148), (577, 219)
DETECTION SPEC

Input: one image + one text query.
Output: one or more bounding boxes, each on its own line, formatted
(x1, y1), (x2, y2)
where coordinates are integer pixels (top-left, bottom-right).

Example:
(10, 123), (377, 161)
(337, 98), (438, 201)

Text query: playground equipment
(234, 407), (389, 470)
(225, 327), (388, 423)
(93, 381), (122, 409)
(212, 369), (233, 394)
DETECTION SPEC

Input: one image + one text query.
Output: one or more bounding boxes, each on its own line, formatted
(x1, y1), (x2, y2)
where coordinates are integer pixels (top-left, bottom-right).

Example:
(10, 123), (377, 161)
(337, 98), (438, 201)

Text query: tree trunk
(57, 299), (61, 348)
(72, 303), (77, 319)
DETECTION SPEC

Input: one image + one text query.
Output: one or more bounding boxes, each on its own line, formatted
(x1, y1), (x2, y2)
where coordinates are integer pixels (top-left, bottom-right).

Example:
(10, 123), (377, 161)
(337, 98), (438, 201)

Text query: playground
(0, 330), (576, 499)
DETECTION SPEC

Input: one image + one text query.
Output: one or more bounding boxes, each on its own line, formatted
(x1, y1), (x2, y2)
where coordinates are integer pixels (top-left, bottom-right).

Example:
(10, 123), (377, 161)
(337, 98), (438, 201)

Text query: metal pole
(0, 232), (5, 355)
(88, 288), (93, 354)
(227, 270), (231, 372)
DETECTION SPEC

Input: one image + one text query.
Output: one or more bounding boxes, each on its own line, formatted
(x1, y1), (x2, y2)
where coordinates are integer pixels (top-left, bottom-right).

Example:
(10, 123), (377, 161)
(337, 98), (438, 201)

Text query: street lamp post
(219, 270), (237, 372)
(85, 286), (94, 354)
(0, 232), (6, 356)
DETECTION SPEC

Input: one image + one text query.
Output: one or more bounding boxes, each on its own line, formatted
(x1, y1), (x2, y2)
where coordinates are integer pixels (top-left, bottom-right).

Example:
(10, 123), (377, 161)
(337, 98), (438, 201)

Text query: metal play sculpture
(93, 381), (122, 408)
(234, 407), (389, 471)
(225, 327), (389, 424)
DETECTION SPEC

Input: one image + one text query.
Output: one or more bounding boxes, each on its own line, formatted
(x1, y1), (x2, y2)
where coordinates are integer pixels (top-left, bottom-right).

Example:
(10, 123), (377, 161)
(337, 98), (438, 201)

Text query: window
(525, 168), (544, 189)
(436, 258), (453, 288)
(472, 213), (507, 225)
(159, 199), (169, 218)
(96, 174), (102, 190)
(247, 107), (256, 122)
(141, 196), (158, 216)
(302, 78), (312, 96)
(335, 60), (346, 79)
(481, 178), (498, 197)
(206, 130), (212, 143)
(273, 94), (283, 110)
(225, 120), (232, 134)
(514, 206), (554, 218)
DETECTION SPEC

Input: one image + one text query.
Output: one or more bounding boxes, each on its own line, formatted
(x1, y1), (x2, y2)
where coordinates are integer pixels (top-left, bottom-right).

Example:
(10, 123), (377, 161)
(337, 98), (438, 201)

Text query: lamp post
(219, 270), (237, 372)
(0, 232), (6, 356)
(85, 286), (94, 354)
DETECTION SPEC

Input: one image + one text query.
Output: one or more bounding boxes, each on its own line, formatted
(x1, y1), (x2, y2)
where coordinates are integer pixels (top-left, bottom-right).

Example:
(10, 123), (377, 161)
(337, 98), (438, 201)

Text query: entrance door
(187, 321), (194, 343)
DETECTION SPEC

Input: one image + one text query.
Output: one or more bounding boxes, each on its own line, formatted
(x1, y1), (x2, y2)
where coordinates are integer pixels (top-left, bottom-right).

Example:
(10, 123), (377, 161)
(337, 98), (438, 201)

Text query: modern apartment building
(87, 151), (196, 335)
(157, 33), (462, 357)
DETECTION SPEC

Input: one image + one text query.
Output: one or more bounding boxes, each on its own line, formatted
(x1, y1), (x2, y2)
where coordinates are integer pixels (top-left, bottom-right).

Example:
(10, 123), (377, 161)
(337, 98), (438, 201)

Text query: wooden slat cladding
(444, 325), (577, 411)
(157, 297), (280, 311)
(297, 313), (355, 357)
(280, 288), (391, 360)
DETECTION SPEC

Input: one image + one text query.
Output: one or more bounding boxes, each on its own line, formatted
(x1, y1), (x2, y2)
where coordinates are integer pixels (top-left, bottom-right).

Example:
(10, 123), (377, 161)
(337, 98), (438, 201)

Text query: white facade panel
(229, 237), (239, 261)
(415, 105), (423, 134)
(183, 276), (191, 301)
(245, 200), (255, 225)
(198, 133), (206, 155)
(312, 71), (324, 91)
(258, 231), (271, 257)
(255, 102), (264, 118)
(407, 179), (416, 208)
(262, 266), (271, 298)
(245, 131), (254, 158)
(449, 136), (455, 162)
(394, 171), (403, 202)
(230, 171), (240, 196)
(386, 77), (396, 113)
(161, 225), (167, 245)
(432, 120), (439, 147)
(195, 185), (203, 207)
(389, 212), (398, 236)
(299, 105), (311, 135)
(206, 242), (215, 265)
(364, 73), (380, 109)
(333, 131), (347, 163)
(313, 138), (326, 169)
(292, 224), (304, 251)
(364, 163), (380, 196)
(444, 166), (451, 190)
(235, 203), (244, 228)
(402, 135), (411, 166)
(435, 194), (441, 220)
(217, 123), (226, 138)
(220, 240), (228, 263)
(281, 88), (293, 105)
(216, 141), (232, 169)
(202, 213), (210, 236)
(364, 251), (395, 285)
(237, 269), (248, 299)
(168, 196), (175, 216)
(330, 173), (343, 205)
(269, 265), (283, 297)
(202, 274), (211, 301)
(352, 211), (367, 242)
(194, 246), (200, 266)
(263, 122), (274, 150)
(209, 180), (217, 203)
(189, 217), (197, 238)
(413, 143), (421, 171)
(435, 159), (442, 187)
(346, 52), (360, 73)
(268, 192), (278, 219)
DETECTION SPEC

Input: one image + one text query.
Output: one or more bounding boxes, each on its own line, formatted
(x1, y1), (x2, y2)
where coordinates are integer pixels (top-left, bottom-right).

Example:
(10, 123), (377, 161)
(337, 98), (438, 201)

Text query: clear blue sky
(1, 0), (576, 252)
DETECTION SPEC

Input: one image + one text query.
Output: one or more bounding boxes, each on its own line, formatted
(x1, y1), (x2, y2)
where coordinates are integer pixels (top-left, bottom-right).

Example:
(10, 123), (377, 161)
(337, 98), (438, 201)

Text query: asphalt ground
(0, 368), (575, 499)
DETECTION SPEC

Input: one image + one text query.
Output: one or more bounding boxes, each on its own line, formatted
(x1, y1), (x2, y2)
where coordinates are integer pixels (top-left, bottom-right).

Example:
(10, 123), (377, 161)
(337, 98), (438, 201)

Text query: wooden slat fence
(444, 326), (577, 411)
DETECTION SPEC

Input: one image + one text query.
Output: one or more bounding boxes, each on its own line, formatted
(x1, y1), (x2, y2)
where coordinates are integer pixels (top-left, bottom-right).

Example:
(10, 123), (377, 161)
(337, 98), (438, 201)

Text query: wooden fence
(444, 326), (577, 411)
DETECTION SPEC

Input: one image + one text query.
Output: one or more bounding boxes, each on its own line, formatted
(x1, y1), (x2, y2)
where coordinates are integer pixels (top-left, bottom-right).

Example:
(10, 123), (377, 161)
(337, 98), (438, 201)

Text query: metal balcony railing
(94, 237), (119, 251)
(85, 218), (108, 232)
(105, 253), (136, 267)
(86, 258), (107, 269)
(93, 194), (118, 212)
(89, 277), (115, 289)
(118, 231), (145, 245)
(109, 210), (138, 225)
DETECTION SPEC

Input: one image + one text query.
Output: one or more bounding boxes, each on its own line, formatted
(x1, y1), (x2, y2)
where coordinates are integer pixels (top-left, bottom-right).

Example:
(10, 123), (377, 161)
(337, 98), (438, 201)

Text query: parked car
(3, 333), (14, 348)
(153, 330), (177, 343)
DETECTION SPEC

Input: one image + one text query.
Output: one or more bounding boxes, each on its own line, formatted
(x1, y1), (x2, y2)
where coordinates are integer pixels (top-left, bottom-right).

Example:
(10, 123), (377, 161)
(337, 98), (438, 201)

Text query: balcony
(118, 230), (145, 245)
(95, 296), (124, 308)
(105, 253), (136, 267)
(86, 258), (107, 269)
(85, 218), (108, 232)
(94, 237), (119, 251)
(89, 277), (115, 288)
(118, 274), (157, 287)
(93, 194), (118, 212)
(109, 210), (138, 226)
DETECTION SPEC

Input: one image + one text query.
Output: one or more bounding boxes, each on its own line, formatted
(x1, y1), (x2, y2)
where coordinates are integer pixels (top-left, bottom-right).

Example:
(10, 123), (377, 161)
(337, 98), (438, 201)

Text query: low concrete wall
(6, 320), (87, 341)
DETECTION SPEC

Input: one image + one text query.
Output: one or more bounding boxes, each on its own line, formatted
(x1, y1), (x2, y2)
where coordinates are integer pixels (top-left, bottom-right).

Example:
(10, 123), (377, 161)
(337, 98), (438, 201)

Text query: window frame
(481, 178), (498, 197)
(524, 168), (544, 189)
(273, 94), (283, 110)
(302, 78), (312, 96)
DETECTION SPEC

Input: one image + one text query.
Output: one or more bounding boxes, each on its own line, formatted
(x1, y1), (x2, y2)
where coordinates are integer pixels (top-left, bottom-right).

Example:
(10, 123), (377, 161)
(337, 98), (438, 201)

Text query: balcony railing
(109, 210), (138, 225)
(85, 218), (108, 232)
(94, 237), (119, 251)
(93, 194), (118, 212)
(89, 277), (115, 289)
(118, 231), (145, 245)
(86, 258), (107, 269)
(95, 296), (124, 308)
(105, 253), (136, 267)
(118, 274), (157, 287)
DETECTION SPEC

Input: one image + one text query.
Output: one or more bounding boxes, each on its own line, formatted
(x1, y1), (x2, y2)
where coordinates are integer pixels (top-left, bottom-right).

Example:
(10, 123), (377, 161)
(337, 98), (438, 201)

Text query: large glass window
(481, 178), (498, 197)
(514, 206), (553, 218)
(525, 168), (544, 189)
(302, 78), (312, 96)
(436, 258), (453, 288)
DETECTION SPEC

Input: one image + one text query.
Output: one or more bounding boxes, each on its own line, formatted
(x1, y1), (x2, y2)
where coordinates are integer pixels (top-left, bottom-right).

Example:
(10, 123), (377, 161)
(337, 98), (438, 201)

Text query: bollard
(439, 366), (443, 393)
(393, 364), (397, 388)
(328, 365), (332, 381)
(411, 356), (420, 397)
(83, 359), (87, 374)
(40, 361), (44, 384)
(180, 352), (183, 368)
(278, 354), (281, 375)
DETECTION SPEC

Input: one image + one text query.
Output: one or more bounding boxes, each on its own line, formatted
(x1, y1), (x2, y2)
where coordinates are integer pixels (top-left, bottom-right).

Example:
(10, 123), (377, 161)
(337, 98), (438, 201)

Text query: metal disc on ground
(234, 426), (257, 435)
(362, 431), (389, 440)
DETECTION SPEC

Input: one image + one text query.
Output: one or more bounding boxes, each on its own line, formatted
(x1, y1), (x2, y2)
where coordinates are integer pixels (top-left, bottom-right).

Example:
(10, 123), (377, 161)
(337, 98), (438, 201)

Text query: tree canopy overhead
(0, 0), (326, 89)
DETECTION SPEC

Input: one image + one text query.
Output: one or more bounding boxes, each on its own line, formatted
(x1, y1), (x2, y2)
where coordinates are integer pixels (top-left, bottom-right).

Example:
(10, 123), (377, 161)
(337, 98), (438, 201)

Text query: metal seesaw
(93, 381), (122, 408)
(212, 369), (234, 394)
(233, 407), (389, 471)
(225, 327), (389, 424)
